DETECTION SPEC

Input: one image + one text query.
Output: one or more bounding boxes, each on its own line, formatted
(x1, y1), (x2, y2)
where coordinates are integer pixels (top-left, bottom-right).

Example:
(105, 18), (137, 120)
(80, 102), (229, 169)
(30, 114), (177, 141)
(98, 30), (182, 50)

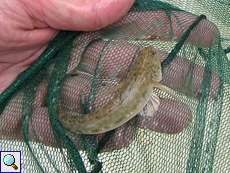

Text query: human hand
(0, 2), (220, 152)
(0, 0), (134, 92)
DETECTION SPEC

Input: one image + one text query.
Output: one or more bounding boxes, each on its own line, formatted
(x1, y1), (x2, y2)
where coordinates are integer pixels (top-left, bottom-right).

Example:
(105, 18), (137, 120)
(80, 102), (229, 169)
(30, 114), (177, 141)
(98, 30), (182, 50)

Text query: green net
(0, 0), (230, 172)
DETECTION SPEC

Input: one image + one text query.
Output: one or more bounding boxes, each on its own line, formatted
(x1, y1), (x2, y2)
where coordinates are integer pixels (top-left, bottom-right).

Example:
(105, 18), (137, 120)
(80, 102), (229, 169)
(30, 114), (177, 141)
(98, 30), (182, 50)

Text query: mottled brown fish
(58, 47), (171, 134)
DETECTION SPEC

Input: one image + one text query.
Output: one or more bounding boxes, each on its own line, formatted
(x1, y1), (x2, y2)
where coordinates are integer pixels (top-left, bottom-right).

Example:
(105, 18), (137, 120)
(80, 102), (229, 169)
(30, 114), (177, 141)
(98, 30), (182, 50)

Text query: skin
(59, 47), (170, 134)
(0, 0), (134, 93)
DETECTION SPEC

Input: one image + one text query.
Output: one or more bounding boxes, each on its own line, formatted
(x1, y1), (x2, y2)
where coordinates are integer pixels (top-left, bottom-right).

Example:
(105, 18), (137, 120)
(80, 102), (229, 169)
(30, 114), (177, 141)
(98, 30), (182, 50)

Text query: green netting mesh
(0, 0), (230, 172)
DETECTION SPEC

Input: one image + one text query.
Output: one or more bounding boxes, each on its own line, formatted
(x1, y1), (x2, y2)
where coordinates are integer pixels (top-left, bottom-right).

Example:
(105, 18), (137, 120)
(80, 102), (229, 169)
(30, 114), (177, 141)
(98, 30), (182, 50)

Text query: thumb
(21, 0), (134, 31)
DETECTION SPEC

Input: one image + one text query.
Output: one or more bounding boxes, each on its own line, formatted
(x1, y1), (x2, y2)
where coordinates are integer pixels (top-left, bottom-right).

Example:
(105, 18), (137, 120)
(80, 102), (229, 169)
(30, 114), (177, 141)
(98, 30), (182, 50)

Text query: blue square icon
(0, 151), (21, 173)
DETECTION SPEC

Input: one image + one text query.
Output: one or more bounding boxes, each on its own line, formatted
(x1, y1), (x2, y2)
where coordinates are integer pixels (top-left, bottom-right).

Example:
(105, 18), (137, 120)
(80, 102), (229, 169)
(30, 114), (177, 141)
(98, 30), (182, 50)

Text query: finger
(61, 73), (119, 114)
(77, 39), (137, 80)
(171, 11), (218, 48)
(0, 81), (54, 146)
(0, 93), (22, 140)
(138, 98), (192, 134)
(159, 50), (220, 99)
(94, 118), (136, 152)
(21, 0), (134, 31)
(106, 10), (218, 48)
(67, 32), (101, 74)
(28, 107), (56, 146)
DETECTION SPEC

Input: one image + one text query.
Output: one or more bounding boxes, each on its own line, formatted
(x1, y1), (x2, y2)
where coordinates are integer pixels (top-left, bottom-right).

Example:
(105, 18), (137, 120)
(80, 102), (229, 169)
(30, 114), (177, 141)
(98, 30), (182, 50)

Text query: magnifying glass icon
(3, 154), (18, 170)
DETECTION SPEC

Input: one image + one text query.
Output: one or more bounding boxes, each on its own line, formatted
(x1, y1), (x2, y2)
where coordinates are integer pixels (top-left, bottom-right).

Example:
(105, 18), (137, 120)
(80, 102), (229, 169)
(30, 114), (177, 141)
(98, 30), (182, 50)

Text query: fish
(58, 47), (172, 134)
